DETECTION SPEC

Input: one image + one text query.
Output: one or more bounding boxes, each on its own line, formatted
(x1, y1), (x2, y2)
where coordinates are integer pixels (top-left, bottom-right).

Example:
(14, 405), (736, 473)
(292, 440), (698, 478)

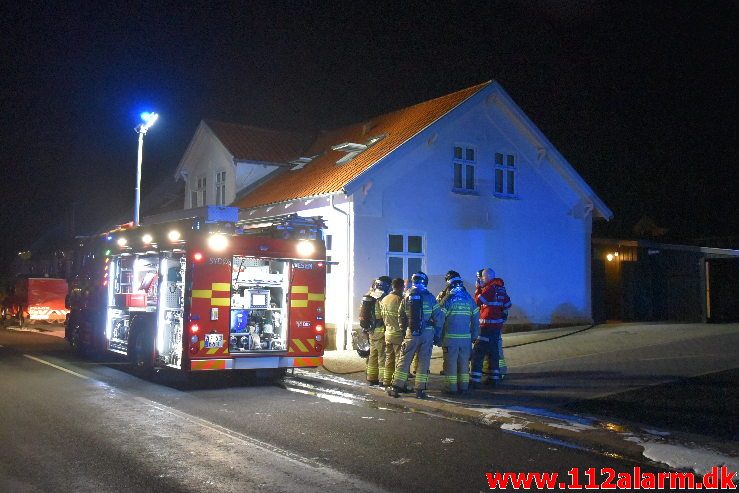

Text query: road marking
(23, 354), (89, 379)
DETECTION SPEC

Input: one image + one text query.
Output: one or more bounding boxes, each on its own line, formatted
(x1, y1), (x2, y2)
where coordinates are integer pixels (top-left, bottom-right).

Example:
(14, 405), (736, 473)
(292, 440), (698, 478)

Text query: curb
(291, 370), (739, 474)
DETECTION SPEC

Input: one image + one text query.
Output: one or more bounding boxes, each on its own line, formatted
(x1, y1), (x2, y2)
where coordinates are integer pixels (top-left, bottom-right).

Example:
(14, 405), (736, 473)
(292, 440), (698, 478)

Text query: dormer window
(215, 171), (226, 205)
(332, 134), (386, 165)
(289, 155), (318, 171)
(191, 175), (207, 208)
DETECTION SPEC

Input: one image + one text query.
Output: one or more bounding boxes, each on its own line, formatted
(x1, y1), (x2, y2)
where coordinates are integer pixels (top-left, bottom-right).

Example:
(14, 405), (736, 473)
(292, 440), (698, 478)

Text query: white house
(175, 81), (613, 350)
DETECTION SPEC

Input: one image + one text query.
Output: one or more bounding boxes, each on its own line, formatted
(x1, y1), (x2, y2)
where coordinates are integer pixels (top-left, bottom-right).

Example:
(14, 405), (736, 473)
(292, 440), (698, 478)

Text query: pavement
(7, 319), (739, 474)
(293, 322), (739, 473)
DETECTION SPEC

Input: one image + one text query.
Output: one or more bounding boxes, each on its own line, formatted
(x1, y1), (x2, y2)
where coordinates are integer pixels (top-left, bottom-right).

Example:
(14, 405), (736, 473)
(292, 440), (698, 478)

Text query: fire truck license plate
(204, 334), (223, 348)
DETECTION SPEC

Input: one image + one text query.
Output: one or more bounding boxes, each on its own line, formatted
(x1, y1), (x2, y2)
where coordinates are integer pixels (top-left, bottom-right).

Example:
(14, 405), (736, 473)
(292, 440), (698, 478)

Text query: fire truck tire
(129, 327), (155, 378)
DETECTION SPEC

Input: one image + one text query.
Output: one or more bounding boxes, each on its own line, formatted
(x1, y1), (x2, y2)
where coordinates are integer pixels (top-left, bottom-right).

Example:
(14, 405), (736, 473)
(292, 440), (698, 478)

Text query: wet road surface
(0, 329), (665, 492)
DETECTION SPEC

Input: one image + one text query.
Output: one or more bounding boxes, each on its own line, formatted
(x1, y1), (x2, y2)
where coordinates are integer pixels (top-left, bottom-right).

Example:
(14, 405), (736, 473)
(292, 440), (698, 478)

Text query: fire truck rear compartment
(229, 256), (287, 353)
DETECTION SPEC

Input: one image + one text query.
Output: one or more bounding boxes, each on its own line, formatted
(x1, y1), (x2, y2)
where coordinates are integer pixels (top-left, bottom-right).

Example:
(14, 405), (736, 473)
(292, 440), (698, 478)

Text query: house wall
(179, 126), (279, 209)
(349, 90), (594, 328)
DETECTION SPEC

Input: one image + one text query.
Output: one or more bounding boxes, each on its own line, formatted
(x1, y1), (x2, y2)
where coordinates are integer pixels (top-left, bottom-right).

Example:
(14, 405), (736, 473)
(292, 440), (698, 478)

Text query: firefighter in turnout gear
(471, 268), (511, 387)
(360, 276), (391, 385)
(388, 272), (445, 399)
(438, 272), (479, 394)
(380, 278), (405, 387)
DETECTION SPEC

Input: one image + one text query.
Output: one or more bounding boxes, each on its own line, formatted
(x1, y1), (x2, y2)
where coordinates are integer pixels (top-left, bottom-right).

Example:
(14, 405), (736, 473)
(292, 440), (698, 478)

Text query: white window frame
(494, 151), (518, 198)
(215, 170), (227, 206)
(386, 232), (425, 280)
(193, 175), (207, 207)
(452, 144), (477, 194)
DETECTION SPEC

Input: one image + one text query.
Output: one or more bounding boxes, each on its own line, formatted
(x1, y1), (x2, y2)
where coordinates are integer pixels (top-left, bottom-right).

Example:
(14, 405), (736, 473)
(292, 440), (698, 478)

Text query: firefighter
(439, 272), (479, 394)
(387, 272), (445, 399)
(471, 268), (511, 388)
(359, 276), (391, 385)
(380, 278), (405, 387)
(435, 270), (461, 376)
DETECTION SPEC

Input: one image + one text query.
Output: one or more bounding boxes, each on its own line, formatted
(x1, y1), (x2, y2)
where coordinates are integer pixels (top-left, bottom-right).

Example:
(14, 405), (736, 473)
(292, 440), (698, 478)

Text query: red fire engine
(66, 207), (326, 377)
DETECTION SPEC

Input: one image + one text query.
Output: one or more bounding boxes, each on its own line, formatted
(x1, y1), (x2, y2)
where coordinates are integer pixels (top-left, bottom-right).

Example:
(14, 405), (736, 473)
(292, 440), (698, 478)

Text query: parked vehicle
(2, 277), (69, 326)
(66, 207), (327, 378)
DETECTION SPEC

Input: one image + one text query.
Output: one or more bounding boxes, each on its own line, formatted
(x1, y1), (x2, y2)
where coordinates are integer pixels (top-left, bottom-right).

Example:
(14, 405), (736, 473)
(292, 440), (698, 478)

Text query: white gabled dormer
(175, 120), (314, 210)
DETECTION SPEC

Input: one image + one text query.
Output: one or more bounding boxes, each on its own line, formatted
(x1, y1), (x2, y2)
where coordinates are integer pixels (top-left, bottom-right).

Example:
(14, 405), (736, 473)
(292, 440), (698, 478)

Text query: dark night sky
(1, 1), (737, 275)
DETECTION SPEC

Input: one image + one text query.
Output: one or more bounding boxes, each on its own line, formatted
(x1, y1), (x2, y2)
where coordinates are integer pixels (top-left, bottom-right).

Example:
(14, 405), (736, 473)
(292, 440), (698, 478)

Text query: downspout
(331, 193), (351, 350)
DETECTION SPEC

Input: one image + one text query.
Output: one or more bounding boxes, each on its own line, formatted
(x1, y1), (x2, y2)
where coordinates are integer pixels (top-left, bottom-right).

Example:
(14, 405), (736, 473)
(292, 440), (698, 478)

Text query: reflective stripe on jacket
(441, 291), (479, 345)
(474, 280), (511, 336)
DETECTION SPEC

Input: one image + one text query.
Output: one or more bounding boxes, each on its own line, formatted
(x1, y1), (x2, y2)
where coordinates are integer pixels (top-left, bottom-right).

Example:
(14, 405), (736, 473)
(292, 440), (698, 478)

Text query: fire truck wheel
(130, 330), (155, 378)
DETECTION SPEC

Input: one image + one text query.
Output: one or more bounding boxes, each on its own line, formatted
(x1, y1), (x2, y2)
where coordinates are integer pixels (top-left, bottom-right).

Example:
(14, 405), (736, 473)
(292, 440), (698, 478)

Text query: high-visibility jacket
(380, 290), (403, 339)
(474, 279), (511, 337)
(399, 287), (445, 336)
(440, 290), (479, 345)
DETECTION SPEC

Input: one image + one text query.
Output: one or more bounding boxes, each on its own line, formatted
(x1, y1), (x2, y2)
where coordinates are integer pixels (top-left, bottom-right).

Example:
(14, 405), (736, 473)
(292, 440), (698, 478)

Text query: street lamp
(134, 112), (159, 226)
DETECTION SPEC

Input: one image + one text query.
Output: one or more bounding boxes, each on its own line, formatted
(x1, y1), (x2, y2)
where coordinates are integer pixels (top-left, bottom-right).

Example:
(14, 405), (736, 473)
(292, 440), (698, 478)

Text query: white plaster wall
(181, 128), (234, 209)
(180, 126), (280, 209)
(350, 89), (594, 325)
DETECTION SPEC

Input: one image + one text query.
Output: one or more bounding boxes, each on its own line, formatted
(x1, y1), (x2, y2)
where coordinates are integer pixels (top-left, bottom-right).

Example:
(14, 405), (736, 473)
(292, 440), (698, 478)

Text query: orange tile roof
(205, 120), (314, 164)
(233, 81), (491, 208)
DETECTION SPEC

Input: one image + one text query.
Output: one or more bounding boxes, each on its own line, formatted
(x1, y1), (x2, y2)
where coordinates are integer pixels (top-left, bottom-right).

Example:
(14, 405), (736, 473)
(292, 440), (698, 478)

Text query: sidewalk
(295, 323), (739, 474)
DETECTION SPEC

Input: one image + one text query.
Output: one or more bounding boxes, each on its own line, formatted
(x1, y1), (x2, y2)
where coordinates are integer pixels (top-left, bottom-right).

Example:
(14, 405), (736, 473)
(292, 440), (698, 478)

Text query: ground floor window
(387, 233), (424, 280)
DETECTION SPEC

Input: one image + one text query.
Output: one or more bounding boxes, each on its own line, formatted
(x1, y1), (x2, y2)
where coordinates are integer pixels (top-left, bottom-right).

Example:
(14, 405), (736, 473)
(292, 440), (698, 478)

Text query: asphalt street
(0, 328), (666, 493)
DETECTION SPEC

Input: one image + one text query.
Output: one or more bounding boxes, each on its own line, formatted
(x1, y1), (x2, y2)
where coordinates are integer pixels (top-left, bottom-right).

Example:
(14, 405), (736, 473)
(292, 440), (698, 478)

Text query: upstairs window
(494, 152), (516, 197)
(215, 171), (226, 206)
(192, 176), (207, 207)
(453, 145), (476, 192)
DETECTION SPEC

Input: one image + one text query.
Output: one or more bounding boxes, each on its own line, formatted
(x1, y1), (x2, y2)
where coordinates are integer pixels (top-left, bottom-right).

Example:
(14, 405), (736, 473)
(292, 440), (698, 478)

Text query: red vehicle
(2, 277), (69, 326)
(66, 208), (326, 377)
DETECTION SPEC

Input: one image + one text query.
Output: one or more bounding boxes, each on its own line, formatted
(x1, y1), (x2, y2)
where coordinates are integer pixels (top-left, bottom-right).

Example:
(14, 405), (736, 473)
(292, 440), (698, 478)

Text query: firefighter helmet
(444, 270), (462, 284)
(411, 271), (428, 287)
(373, 276), (392, 294)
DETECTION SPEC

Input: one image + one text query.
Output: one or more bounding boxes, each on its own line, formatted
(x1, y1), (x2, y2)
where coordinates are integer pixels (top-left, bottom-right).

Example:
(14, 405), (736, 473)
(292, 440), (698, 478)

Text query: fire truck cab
(66, 207), (326, 377)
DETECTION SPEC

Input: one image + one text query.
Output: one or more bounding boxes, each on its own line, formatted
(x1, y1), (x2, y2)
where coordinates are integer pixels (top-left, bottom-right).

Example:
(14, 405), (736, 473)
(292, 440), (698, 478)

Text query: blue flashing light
(106, 235), (113, 241)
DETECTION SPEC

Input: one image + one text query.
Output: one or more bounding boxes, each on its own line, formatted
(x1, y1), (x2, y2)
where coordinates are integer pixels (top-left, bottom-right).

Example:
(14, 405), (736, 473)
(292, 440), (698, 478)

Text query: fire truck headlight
(117, 237), (127, 247)
(190, 335), (199, 343)
(168, 230), (181, 242)
(208, 234), (229, 251)
(297, 240), (315, 257)
(142, 233), (153, 244)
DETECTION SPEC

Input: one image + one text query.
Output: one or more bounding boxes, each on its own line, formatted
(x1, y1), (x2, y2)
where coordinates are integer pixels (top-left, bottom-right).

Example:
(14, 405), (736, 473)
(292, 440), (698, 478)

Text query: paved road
(0, 329), (664, 492)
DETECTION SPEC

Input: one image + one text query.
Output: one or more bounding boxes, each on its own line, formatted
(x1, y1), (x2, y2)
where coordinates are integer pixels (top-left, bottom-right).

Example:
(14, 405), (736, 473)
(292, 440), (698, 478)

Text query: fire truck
(65, 207), (326, 377)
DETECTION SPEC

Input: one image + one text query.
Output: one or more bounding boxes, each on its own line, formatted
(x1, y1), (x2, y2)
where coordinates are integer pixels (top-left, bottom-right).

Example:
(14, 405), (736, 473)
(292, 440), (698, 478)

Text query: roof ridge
(205, 119), (312, 137)
(327, 80), (493, 133)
